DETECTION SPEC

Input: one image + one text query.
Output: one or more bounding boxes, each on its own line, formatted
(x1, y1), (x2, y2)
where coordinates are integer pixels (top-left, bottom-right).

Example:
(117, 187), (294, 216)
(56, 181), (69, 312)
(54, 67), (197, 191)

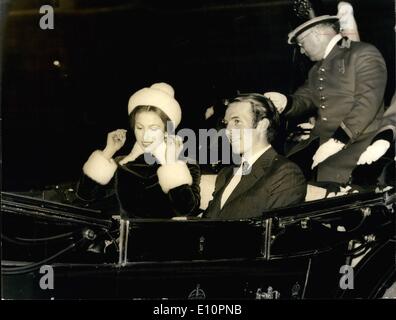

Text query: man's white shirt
(220, 145), (272, 209)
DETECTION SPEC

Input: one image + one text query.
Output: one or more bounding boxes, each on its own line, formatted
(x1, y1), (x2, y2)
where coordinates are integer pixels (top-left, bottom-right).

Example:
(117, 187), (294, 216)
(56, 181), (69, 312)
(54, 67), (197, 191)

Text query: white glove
(327, 186), (359, 198)
(312, 138), (345, 169)
(297, 122), (314, 130)
(357, 139), (390, 165)
(337, 1), (360, 41)
(263, 92), (287, 114)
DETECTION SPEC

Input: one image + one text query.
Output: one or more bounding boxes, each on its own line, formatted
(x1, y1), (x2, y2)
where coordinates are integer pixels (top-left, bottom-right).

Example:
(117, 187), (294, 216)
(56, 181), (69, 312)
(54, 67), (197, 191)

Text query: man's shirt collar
(241, 144), (272, 171)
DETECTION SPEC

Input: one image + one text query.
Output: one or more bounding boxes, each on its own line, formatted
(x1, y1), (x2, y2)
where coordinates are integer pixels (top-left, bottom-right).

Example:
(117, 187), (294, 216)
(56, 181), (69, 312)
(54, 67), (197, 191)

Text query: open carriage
(2, 185), (395, 299)
(2, 0), (395, 301)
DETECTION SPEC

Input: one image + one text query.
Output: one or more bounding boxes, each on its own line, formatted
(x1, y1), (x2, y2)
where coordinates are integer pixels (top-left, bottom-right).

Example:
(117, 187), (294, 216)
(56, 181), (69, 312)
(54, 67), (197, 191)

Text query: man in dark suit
(268, 14), (387, 184)
(205, 94), (307, 219)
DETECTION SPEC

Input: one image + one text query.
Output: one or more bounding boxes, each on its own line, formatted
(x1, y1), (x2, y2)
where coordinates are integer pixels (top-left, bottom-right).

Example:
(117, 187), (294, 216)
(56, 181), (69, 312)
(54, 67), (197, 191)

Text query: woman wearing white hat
(76, 83), (201, 219)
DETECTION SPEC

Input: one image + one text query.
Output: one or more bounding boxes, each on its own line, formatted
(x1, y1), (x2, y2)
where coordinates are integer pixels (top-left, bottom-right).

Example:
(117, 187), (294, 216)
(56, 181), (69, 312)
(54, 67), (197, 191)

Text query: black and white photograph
(1, 0), (395, 304)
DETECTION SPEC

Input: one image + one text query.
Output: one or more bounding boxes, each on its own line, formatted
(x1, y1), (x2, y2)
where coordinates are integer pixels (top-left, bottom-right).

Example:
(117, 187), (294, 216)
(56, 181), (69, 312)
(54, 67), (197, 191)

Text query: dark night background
(1, 0), (395, 191)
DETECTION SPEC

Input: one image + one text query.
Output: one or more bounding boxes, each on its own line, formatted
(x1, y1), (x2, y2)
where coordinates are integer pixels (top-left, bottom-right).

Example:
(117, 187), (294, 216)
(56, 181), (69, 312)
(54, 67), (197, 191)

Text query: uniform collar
(323, 34), (343, 59)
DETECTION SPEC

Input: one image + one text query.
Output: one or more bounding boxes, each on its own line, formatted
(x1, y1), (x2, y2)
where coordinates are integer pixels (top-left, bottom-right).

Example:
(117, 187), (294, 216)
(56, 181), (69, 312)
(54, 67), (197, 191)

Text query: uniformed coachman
(267, 11), (387, 184)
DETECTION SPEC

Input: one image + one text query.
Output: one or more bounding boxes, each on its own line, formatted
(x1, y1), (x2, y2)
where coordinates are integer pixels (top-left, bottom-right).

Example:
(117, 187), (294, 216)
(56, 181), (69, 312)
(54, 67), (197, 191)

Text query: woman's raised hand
(165, 134), (184, 164)
(103, 129), (127, 159)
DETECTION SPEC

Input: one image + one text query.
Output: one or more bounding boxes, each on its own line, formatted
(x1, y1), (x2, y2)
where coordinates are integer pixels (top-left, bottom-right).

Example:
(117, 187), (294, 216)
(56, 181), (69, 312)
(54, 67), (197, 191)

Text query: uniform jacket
(77, 150), (201, 219)
(204, 147), (307, 219)
(285, 37), (387, 183)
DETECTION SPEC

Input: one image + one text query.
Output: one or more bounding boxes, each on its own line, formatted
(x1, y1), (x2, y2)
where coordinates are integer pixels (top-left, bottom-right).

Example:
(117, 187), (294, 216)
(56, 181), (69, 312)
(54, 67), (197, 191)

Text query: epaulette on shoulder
(340, 37), (352, 49)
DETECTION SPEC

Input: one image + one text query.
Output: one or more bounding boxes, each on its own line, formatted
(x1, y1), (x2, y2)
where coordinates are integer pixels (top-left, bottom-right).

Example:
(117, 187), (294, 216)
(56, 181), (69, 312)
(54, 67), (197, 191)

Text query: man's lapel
(220, 148), (277, 212)
(211, 166), (234, 213)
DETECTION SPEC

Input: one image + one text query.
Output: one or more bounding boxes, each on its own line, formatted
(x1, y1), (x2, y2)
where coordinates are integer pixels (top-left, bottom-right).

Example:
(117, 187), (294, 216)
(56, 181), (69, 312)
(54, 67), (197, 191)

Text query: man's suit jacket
(285, 37), (387, 184)
(205, 148), (307, 219)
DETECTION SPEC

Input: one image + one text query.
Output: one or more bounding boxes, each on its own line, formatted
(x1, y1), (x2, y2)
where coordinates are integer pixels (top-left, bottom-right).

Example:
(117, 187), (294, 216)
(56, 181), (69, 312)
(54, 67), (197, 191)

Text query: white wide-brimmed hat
(288, 15), (339, 44)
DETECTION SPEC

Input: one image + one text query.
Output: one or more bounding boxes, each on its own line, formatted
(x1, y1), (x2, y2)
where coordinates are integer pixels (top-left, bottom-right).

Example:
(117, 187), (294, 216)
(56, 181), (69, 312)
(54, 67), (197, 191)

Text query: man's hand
(312, 138), (345, 169)
(296, 122), (314, 141)
(263, 92), (287, 114)
(357, 139), (390, 165)
(327, 185), (359, 198)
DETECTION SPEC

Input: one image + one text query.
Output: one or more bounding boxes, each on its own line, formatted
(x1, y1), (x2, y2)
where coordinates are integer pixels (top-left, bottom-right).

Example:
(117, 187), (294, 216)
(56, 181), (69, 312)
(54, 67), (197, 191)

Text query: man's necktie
(241, 160), (251, 176)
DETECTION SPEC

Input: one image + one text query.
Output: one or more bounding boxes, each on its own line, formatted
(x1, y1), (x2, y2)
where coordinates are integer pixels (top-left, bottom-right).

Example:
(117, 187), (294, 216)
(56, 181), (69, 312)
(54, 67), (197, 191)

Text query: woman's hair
(129, 105), (173, 131)
(228, 93), (280, 143)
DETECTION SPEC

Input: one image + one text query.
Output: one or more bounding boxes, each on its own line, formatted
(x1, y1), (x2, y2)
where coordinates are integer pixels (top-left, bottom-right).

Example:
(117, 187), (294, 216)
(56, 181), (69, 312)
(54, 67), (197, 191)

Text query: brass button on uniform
(320, 105), (326, 109)
(320, 67), (326, 72)
(322, 117), (328, 121)
(319, 77), (324, 81)
(318, 86), (324, 91)
(320, 96), (326, 101)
